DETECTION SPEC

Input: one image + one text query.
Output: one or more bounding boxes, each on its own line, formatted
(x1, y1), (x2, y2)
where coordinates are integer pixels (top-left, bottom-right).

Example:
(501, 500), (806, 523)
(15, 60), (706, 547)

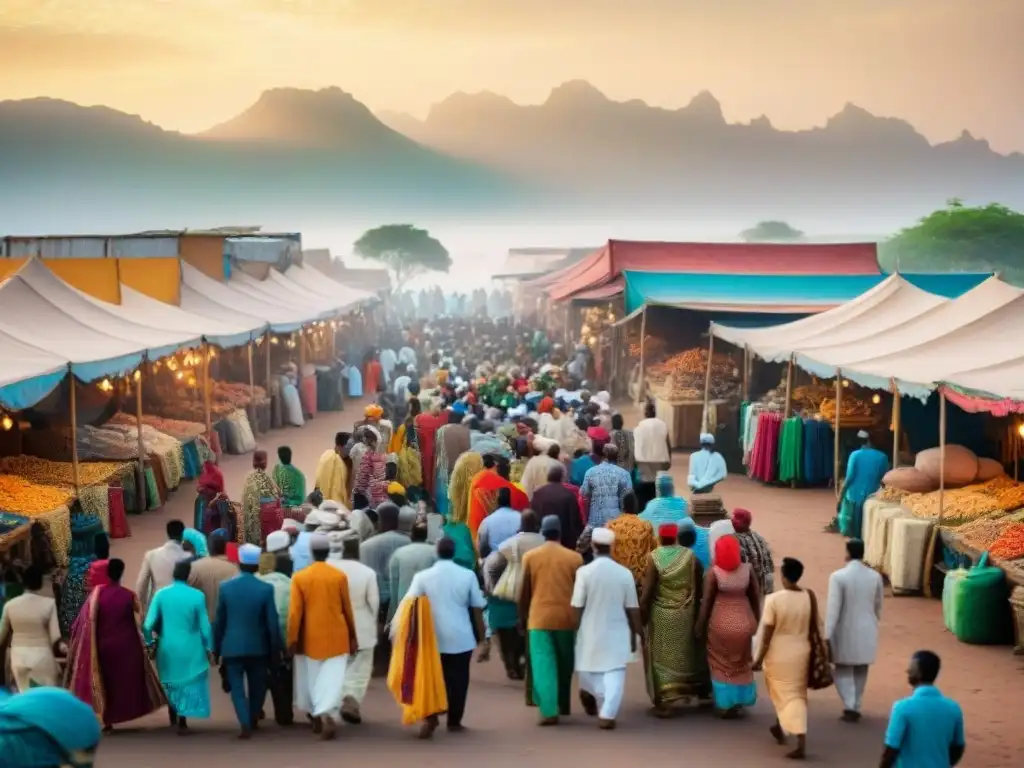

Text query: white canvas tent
(181, 262), (311, 332)
(280, 263), (375, 310)
(227, 270), (336, 321)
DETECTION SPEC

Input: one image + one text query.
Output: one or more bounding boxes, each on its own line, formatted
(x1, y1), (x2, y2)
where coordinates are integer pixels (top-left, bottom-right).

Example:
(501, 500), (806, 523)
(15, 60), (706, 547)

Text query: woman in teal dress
(142, 559), (213, 734)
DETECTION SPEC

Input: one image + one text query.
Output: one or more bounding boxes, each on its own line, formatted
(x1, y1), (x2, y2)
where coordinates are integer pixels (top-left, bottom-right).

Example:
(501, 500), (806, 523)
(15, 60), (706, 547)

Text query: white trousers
(834, 664), (869, 713)
(9, 647), (59, 692)
(341, 648), (374, 705)
(294, 655), (348, 719)
(578, 668), (627, 720)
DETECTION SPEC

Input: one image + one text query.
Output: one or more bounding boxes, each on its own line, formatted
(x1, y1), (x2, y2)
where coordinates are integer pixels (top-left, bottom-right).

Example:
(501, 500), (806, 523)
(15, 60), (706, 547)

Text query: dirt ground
(93, 398), (1024, 767)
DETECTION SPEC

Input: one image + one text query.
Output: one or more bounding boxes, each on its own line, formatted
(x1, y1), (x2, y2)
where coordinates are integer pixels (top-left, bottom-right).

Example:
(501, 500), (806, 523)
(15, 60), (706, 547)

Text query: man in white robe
(571, 528), (643, 729)
(327, 532), (378, 724)
(136, 519), (187, 612)
(688, 432), (727, 494)
(825, 538), (883, 722)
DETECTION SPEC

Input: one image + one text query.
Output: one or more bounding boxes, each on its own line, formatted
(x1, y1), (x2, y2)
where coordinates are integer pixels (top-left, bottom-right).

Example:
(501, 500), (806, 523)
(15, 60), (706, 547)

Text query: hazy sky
(2, 0), (1022, 152)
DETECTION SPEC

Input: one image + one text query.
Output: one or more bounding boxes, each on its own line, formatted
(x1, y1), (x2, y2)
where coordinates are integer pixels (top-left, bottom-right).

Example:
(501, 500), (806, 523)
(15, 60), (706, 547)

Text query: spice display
(877, 485), (911, 502)
(0, 474), (73, 514)
(148, 381), (267, 422)
(989, 523), (1024, 561)
(956, 517), (1014, 553)
(0, 456), (129, 489)
(107, 412), (206, 441)
(819, 395), (875, 422)
(645, 348), (740, 400)
(903, 490), (1002, 523)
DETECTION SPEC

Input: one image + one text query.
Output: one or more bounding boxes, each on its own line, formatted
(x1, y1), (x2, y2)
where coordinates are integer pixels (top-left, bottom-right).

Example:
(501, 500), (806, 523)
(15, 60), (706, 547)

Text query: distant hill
(0, 89), (526, 233)
(1, 83), (1022, 235)
(383, 81), (1024, 223)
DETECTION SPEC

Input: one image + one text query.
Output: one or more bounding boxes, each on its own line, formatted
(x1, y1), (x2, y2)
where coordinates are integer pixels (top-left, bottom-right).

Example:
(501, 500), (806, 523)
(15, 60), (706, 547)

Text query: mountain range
(0, 83), (1021, 234)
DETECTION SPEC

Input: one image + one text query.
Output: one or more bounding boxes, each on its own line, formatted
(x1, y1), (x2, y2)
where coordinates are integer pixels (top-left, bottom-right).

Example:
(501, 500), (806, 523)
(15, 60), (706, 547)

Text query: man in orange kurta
(288, 534), (358, 739)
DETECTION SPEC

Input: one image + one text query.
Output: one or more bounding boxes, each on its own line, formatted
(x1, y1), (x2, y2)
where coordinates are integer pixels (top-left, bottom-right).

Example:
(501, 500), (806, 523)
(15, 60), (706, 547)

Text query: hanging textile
(777, 417), (804, 484)
(801, 419), (835, 486)
(749, 411), (782, 483)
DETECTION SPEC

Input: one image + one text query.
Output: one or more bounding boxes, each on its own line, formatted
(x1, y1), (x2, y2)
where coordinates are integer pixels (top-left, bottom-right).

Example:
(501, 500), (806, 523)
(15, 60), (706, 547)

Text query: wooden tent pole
(891, 378), (901, 469)
(833, 370), (842, 498)
(636, 306), (648, 405)
(69, 367), (80, 496)
(924, 390), (947, 598)
(783, 354), (795, 416)
(247, 341), (256, 429)
(135, 358), (147, 512)
(202, 342), (212, 439)
(745, 344), (753, 399)
(265, 330), (272, 395)
(702, 330), (715, 433)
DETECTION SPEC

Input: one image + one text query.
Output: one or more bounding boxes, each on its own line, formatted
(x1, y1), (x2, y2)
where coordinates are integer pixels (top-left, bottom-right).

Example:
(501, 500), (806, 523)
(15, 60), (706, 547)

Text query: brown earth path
(93, 398), (1024, 767)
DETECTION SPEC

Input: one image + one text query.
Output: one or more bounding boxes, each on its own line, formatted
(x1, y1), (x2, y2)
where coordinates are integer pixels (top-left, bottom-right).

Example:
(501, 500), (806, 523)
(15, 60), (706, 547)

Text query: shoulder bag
(806, 588), (834, 690)
(492, 538), (523, 602)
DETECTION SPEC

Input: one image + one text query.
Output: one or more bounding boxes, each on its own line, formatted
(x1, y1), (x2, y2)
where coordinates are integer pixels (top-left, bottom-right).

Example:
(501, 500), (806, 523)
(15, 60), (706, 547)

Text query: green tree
(879, 200), (1024, 282)
(352, 224), (452, 288)
(740, 220), (805, 242)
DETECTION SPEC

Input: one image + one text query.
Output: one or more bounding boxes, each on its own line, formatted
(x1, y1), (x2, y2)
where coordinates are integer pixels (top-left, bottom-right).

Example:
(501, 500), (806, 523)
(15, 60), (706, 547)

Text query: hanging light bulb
(176, 371), (184, 381)
(842, 379), (850, 388)
(871, 394), (881, 404)
(208, 348), (216, 359)
(133, 370), (141, 382)
(271, 337), (280, 345)
(1017, 423), (1024, 438)
(98, 378), (113, 393)
(1, 414), (13, 431)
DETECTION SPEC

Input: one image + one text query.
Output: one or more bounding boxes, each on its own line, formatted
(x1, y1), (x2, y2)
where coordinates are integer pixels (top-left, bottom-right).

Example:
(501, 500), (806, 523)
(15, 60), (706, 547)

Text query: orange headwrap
(538, 397), (555, 414)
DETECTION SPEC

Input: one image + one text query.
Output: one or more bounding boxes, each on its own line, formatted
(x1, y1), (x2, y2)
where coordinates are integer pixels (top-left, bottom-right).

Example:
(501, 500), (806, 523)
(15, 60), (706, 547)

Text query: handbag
(492, 539), (523, 602)
(806, 589), (834, 690)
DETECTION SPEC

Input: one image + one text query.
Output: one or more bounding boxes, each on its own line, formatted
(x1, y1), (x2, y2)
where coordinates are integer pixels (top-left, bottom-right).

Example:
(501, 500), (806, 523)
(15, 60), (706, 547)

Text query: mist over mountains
(0, 83), (1020, 235)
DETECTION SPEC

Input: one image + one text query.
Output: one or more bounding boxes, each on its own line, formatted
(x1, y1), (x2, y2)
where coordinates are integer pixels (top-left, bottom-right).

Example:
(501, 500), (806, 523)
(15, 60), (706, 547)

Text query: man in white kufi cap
(688, 431), (727, 495)
(290, 510), (320, 573)
(571, 525), (642, 729)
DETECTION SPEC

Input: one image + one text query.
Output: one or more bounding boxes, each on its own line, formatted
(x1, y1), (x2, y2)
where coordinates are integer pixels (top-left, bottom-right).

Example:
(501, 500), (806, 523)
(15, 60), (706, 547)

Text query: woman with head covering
(678, 518), (711, 569)
(696, 534), (760, 718)
(142, 559), (214, 734)
(753, 557), (814, 760)
(606, 492), (657, 592)
(180, 529), (209, 560)
(468, 456), (529, 543)
(354, 428), (389, 507)
(0, 686), (101, 767)
(415, 402), (448, 497)
(241, 449), (282, 547)
(84, 533), (111, 592)
(708, 517), (737, 564)
(639, 472), (689, 527)
(65, 559), (166, 731)
(432, 411), (471, 516)
(445, 452), (485, 571)
(639, 523), (709, 716)
(731, 509), (774, 599)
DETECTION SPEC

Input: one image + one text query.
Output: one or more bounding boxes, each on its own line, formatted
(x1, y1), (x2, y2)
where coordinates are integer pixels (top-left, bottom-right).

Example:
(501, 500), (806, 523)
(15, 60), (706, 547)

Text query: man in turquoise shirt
(880, 650), (965, 768)
(837, 430), (889, 538)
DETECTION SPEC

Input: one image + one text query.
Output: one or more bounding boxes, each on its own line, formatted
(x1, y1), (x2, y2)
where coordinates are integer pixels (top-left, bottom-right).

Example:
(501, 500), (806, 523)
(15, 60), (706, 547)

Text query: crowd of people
(0, 315), (967, 767)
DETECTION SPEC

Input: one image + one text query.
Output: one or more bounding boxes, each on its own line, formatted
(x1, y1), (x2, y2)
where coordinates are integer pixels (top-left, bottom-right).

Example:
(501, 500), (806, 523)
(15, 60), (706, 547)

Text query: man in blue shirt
(881, 650), (965, 768)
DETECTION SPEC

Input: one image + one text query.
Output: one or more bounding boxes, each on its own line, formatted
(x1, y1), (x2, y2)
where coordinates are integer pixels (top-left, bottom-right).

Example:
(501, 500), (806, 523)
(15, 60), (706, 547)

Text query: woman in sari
(241, 450), (281, 546)
(415, 404), (447, 497)
(194, 460), (226, 533)
(445, 452), (484, 571)
(387, 595), (447, 739)
(364, 350), (383, 395)
(433, 412), (471, 518)
(753, 557), (813, 760)
(697, 535), (760, 718)
(0, 686), (102, 768)
(731, 509), (774, 600)
(271, 446), (306, 509)
(640, 524), (709, 716)
(66, 559), (166, 730)
(468, 457), (528, 542)
(143, 559), (213, 734)
(639, 472), (689, 528)
(84, 534), (110, 592)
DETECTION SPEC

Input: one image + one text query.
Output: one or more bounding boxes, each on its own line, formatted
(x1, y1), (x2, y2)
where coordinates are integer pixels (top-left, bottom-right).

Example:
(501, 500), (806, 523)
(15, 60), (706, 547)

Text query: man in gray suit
(214, 543), (283, 739)
(825, 538), (884, 723)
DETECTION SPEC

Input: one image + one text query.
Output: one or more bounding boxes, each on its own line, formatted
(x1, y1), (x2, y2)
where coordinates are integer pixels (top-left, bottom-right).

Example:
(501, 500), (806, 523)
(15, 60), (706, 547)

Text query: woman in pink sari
(65, 558), (166, 730)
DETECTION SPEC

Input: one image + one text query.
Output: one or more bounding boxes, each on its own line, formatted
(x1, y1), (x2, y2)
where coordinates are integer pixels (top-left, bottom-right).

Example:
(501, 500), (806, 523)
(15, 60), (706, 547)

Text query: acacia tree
(879, 200), (1024, 281)
(353, 224), (452, 288)
(740, 220), (805, 242)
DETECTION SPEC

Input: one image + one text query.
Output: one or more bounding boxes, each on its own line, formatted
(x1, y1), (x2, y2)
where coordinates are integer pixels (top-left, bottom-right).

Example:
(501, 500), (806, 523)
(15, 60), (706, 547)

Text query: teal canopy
(623, 271), (991, 315)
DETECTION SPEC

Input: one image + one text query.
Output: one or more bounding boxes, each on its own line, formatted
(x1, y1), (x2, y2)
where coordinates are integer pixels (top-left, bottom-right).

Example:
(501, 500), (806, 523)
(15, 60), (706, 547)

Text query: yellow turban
(364, 404), (384, 419)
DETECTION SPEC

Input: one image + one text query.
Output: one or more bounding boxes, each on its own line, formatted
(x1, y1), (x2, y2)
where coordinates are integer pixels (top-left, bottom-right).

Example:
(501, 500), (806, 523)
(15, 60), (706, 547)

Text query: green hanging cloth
(778, 417), (804, 483)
